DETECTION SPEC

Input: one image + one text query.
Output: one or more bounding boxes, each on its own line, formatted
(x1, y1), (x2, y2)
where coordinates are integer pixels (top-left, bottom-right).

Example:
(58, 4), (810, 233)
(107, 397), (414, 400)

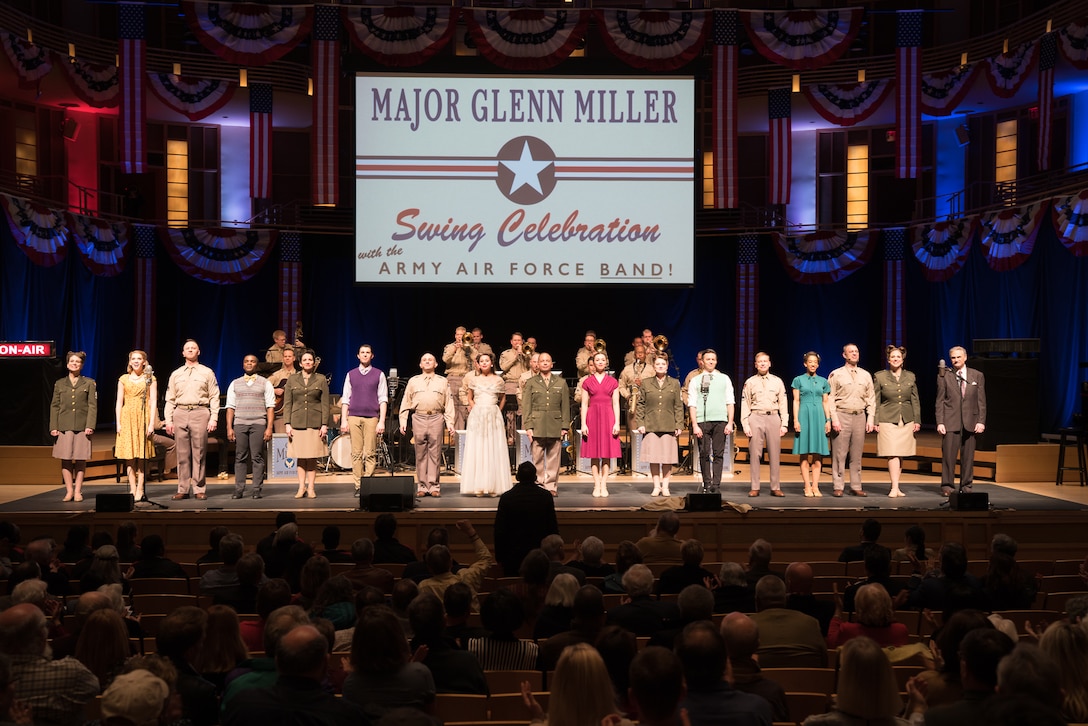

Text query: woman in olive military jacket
(49, 351), (97, 502)
(634, 354), (685, 497)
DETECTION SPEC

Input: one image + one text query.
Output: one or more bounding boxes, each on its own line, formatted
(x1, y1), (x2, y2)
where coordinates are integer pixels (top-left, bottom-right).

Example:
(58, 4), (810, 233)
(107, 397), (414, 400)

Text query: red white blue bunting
(593, 9), (709, 71)
(464, 9), (590, 71)
(771, 229), (873, 284)
(180, 1), (314, 66)
(1, 31), (52, 88)
(1, 194), (68, 267)
(342, 6), (457, 67)
(740, 8), (862, 71)
(920, 63), (980, 115)
(978, 201), (1047, 271)
(1054, 190), (1088, 257)
(910, 218), (975, 282)
(147, 73), (234, 121)
(66, 213), (130, 277)
(984, 40), (1038, 98)
(802, 80), (891, 126)
(1057, 18), (1088, 70)
(159, 227), (277, 285)
(58, 57), (119, 107)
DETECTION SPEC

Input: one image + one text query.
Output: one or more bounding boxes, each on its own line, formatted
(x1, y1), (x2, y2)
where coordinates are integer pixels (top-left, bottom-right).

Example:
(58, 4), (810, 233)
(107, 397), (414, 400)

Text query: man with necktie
(935, 346), (987, 496)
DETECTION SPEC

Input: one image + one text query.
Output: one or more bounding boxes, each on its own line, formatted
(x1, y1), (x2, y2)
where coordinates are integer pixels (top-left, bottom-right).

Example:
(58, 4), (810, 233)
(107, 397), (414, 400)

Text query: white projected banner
(355, 74), (695, 285)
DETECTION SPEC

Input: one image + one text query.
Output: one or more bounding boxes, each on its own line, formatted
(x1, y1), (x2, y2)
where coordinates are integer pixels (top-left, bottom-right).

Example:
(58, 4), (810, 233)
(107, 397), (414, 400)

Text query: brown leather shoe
(847, 489), (867, 497)
(770, 490), (785, 497)
(832, 490), (844, 497)
(194, 493), (207, 500)
(747, 490), (760, 497)
(171, 493), (188, 500)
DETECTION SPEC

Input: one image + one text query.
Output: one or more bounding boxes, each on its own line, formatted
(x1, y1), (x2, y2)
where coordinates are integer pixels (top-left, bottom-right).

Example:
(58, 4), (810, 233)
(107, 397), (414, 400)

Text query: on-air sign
(354, 74), (695, 285)
(0, 341), (56, 358)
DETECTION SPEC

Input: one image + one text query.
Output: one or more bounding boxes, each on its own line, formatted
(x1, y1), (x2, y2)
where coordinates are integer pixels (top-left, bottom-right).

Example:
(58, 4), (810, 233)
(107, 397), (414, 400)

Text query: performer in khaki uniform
(827, 343), (876, 497)
(399, 352), (455, 497)
(516, 352), (540, 410)
(442, 326), (473, 429)
(634, 354), (684, 497)
(521, 352), (571, 494)
(740, 352), (789, 497)
(165, 339), (220, 501)
(499, 332), (530, 445)
(267, 347), (299, 433)
(575, 330), (597, 377)
(619, 343), (650, 418)
(49, 351), (97, 503)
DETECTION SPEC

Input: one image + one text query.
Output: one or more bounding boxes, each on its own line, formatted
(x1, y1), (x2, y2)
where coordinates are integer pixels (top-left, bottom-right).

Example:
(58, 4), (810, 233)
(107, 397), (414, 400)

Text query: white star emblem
(499, 140), (553, 195)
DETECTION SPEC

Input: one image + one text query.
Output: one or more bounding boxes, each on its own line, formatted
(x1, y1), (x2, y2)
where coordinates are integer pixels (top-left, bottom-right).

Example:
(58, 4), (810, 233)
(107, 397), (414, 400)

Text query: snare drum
(329, 434), (353, 470)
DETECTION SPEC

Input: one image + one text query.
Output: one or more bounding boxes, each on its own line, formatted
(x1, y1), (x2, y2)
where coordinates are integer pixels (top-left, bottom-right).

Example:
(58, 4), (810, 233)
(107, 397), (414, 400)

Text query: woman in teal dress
(791, 351), (831, 497)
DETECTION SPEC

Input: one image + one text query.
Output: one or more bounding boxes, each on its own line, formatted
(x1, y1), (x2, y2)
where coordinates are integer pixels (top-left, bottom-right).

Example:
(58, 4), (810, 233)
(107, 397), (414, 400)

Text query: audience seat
(784, 692), (829, 722)
(433, 694), (488, 723)
(761, 668), (836, 696)
(129, 577), (190, 596)
(484, 670), (542, 694)
(489, 692), (548, 721)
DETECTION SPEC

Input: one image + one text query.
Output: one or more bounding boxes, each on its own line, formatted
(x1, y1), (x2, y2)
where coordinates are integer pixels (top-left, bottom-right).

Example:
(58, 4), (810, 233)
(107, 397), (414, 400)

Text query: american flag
(250, 84), (274, 200)
(133, 224), (157, 350)
(896, 10), (923, 179)
(882, 228), (906, 347)
(712, 10), (739, 209)
(118, 2), (146, 174)
(279, 231), (302, 333)
(735, 234), (759, 378)
(767, 88), (791, 205)
(1038, 32), (1057, 171)
(312, 5), (340, 206)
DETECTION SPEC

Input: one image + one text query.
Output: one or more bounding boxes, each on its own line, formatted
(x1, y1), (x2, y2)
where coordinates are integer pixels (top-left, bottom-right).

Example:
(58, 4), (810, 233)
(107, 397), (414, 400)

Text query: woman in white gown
(460, 353), (512, 497)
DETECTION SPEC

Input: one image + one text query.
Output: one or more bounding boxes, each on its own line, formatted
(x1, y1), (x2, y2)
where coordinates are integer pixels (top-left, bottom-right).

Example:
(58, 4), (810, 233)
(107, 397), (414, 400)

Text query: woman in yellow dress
(115, 350), (157, 501)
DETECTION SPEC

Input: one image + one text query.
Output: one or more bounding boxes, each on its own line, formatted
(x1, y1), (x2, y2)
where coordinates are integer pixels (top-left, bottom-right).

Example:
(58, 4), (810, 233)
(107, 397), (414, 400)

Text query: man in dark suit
(935, 345), (987, 496)
(605, 564), (680, 637)
(494, 462), (559, 576)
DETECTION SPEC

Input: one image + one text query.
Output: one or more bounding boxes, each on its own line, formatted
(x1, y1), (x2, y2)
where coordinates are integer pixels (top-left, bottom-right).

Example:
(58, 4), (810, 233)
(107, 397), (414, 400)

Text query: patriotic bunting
(910, 218), (975, 282)
(771, 229), (874, 284)
(735, 234), (759, 380)
(1, 31), (52, 88)
(882, 228), (906, 349)
(1, 194), (69, 267)
(147, 73), (234, 122)
(57, 58), (120, 107)
(1057, 18), (1088, 69)
(767, 88), (791, 206)
(250, 84), (273, 200)
(312, 4), (340, 206)
(593, 9), (709, 71)
(342, 6), (457, 67)
(279, 231), (302, 333)
(118, 2), (147, 174)
(984, 40), (1038, 98)
(896, 10), (922, 180)
(66, 213), (130, 277)
(1037, 32), (1057, 171)
(1053, 190), (1088, 256)
(920, 63), (980, 116)
(464, 9), (590, 71)
(179, 1), (314, 66)
(978, 201), (1047, 272)
(132, 224), (157, 350)
(802, 80), (892, 127)
(711, 9), (739, 209)
(740, 8), (863, 71)
(158, 227), (277, 285)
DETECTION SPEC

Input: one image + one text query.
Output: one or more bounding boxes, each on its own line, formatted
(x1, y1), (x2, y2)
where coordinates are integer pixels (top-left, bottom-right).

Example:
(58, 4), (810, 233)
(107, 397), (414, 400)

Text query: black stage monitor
(686, 492), (722, 511)
(96, 493), (134, 512)
(950, 491), (989, 511)
(360, 476), (416, 512)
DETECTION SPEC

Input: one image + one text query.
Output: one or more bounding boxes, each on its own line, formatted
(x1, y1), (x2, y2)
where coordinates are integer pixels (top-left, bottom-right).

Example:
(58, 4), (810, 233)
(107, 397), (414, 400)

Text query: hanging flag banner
(984, 40), (1038, 98)
(594, 9), (709, 71)
(147, 73), (234, 121)
(803, 79), (891, 126)
(1, 194), (68, 267)
(180, 1), (314, 66)
(771, 229), (874, 284)
(66, 213), (131, 277)
(354, 73), (695, 285)
(159, 227), (277, 284)
(1057, 18), (1088, 69)
(1053, 190), (1088, 257)
(910, 218), (975, 282)
(342, 6), (457, 67)
(978, 201), (1047, 271)
(464, 9), (590, 70)
(739, 8), (862, 70)
(58, 57), (120, 107)
(711, 9), (739, 209)
(920, 63), (979, 115)
(1, 31), (53, 87)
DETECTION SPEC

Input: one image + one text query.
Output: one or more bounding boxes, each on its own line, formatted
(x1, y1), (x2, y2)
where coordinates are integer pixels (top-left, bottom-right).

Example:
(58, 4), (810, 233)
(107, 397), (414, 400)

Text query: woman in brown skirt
(634, 354), (685, 497)
(50, 351), (97, 502)
(873, 345), (921, 498)
(284, 350), (330, 498)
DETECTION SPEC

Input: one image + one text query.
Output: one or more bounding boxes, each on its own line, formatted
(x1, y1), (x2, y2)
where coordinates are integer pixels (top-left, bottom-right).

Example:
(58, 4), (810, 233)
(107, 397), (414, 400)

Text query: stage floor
(2, 467), (1086, 514)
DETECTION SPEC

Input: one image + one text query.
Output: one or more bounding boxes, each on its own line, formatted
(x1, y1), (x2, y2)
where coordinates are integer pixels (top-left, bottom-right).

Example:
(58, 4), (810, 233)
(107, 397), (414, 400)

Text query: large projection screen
(355, 74), (695, 285)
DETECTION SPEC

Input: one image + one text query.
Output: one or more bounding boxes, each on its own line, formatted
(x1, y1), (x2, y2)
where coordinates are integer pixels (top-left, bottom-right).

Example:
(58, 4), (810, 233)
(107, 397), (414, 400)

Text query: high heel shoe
(294, 489), (305, 499)
(813, 487), (823, 497)
(62, 492), (74, 502)
(889, 489), (904, 498)
(650, 485), (662, 497)
(307, 489), (316, 499)
(74, 491), (83, 502)
(661, 486), (670, 497)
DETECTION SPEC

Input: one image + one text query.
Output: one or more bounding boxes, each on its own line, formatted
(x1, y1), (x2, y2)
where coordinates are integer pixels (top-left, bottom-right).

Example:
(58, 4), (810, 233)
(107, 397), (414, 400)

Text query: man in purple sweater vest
(339, 344), (388, 494)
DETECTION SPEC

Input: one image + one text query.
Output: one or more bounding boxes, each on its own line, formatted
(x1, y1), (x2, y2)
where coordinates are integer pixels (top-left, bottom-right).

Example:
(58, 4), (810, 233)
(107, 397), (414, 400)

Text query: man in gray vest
(225, 355), (275, 499)
(339, 344), (388, 494)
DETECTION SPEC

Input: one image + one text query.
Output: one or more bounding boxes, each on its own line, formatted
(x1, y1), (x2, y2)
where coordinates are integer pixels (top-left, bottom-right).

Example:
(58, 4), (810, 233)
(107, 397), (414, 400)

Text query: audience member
(842, 546), (903, 612)
(627, 646), (685, 726)
(784, 562), (835, 635)
(899, 542), (988, 615)
(318, 525), (352, 563)
(982, 552), (1035, 610)
(802, 636), (904, 726)
(265, 524), (302, 581)
(196, 605), (248, 694)
(635, 513), (683, 564)
(533, 573), (579, 640)
(443, 582), (488, 647)
(744, 539), (782, 587)
(677, 621), (774, 726)
(79, 544), (130, 594)
(828, 583), (909, 648)
(403, 528), (465, 583)
(567, 536), (615, 578)
(494, 462), (559, 577)
(649, 584), (715, 649)
(155, 606), (218, 726)
(539, 585), (607, 671)
(199, 534), (245, 594)
(343, 538), (395, 594)
(991, 642), (1065, 717)
(310, 575), (357, 630)
(51, 590), (111, 658)
(255, 514), (295, 564)
(657, 539), (715, 595)
(391, 579), (420, 640)
(711, 562), (755, 614)
(221, 605), (311, 710)
(837, 518), (891, 563)
(417, 520), (494, 610)
(1037, 620), (1088, 723)
(343, 605), (435, 721)
(892, 525), (934, 573)
(115, 521), (142, 562)
(540, 534), (586, 584)
(373, 514), (418, 564)
(74, 608), (131, 691)
(912, 609), (994, 709)
(131, 535), (187, 579)
(407, 593), (487, 695)
(196, 526), (230, 565)
(603, 540), (644, 594)
(750, 575), (827, 668)
(904, 627), (1014, 726)
(595, 625), (639, 715)
(467, 588), (539, 670)
(239, 578), (292, 653)
(521, 643), (635, 726)
(215, 552), (264, 613)
(605, 564), (680, 637)
(23, 537), (71, 597)
(58, 525), (92, 564)
(100, 669), (169, 726)
(720, 612), (790, 722)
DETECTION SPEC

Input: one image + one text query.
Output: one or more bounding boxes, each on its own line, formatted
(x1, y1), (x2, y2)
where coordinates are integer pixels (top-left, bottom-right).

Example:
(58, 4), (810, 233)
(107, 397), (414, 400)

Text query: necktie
(959, 374), (966, 397)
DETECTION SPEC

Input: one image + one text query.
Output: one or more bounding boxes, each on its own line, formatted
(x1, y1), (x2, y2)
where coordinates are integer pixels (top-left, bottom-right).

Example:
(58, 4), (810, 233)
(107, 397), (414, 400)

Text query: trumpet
(653, 334), (669, 353)
(594, 338), (607, 353)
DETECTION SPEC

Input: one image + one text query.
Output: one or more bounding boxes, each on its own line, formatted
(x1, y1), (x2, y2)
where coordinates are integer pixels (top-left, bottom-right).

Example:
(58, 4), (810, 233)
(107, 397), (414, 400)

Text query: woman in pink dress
(580, 352), (621, 498)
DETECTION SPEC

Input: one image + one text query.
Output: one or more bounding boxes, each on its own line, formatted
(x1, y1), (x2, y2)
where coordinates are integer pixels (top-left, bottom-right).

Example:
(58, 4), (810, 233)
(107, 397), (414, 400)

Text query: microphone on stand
(937, 359), (947, 377)
(700, 375), (711, 396)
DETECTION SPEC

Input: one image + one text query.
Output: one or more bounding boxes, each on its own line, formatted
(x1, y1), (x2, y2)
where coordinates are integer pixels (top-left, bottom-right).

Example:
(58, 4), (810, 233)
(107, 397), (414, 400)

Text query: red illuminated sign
(0, 341), (56, 358)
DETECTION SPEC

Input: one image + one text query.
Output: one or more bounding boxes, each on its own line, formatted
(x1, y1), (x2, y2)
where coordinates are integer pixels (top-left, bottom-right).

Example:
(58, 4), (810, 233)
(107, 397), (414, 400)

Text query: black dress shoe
(941, 488), (953, 497)
(959, 485), (973, 493)
(231, 492), (244, 499)
(252, 492), (263, 499)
